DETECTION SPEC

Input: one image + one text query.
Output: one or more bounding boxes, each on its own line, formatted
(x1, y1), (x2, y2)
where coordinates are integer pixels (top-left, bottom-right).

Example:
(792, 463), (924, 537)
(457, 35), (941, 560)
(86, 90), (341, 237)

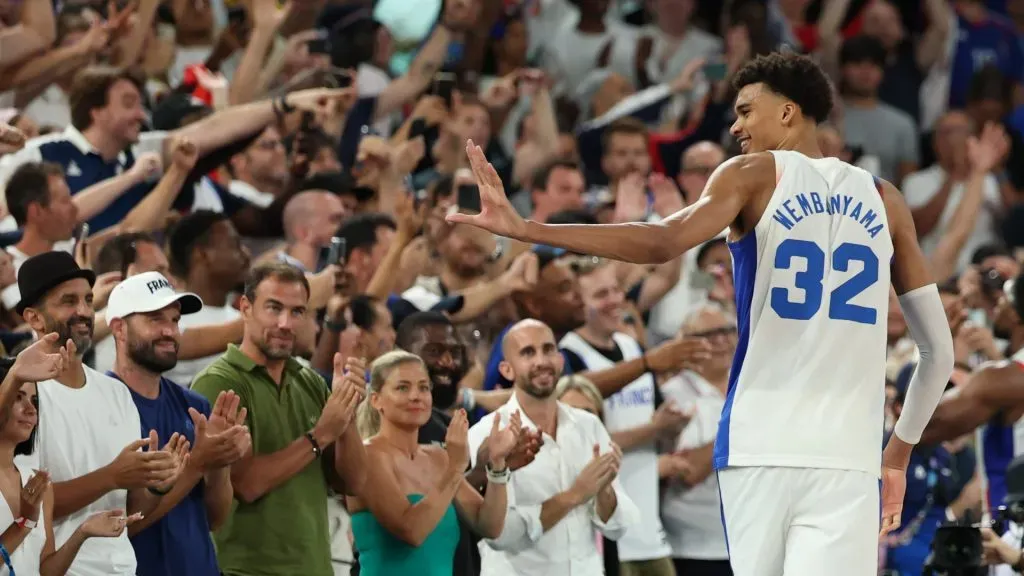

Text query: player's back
(714, 150), (895, 477)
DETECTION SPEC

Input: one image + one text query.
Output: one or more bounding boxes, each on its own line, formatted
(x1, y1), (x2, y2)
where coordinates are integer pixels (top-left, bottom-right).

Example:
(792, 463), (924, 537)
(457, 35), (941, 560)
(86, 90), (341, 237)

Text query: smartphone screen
(457, 184), (481, 214)
(326, 237), (346, 267)
(432, 72), (457, 108)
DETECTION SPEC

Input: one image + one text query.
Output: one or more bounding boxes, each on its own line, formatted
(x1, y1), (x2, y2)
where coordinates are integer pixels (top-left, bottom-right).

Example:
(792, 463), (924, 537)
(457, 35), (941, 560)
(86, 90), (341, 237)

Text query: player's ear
(780, 102), (797, 126)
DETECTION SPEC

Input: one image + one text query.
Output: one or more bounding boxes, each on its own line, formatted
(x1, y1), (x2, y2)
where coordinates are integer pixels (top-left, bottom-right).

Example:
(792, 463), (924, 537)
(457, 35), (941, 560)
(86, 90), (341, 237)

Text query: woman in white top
(0, 334), (135, 576)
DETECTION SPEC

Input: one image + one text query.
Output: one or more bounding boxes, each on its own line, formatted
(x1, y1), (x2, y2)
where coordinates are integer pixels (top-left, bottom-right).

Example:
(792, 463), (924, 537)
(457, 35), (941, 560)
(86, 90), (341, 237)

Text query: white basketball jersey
(713, 150), (894, 477)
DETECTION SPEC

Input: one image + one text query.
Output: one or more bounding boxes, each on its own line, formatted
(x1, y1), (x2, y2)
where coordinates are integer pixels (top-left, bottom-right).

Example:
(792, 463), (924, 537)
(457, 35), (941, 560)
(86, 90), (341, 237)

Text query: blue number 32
(770, 239), (879, 325)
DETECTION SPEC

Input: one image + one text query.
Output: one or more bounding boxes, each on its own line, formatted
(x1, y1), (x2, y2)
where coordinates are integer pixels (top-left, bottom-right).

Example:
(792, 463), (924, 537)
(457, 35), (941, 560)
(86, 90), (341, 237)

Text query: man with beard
(16, 251), (182, 576)
(191, 261), (368, 576)
(468, 319), (640, 576)
(104, 271), (251, 576)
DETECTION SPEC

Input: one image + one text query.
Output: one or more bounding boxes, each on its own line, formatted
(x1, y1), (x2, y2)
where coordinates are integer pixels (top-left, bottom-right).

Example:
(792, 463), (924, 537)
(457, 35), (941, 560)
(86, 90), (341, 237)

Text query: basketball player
(447, 52), (955, 575)
(921, 274), (1024, 516)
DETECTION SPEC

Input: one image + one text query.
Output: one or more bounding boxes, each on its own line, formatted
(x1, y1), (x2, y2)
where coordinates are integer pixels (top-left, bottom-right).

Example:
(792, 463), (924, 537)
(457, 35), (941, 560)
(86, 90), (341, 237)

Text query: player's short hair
(733, 52), (834, 124)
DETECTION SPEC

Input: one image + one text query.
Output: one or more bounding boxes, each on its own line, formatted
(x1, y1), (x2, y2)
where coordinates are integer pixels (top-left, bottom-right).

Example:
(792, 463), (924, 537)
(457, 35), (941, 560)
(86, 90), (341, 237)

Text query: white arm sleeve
(893, 284), (955, 444)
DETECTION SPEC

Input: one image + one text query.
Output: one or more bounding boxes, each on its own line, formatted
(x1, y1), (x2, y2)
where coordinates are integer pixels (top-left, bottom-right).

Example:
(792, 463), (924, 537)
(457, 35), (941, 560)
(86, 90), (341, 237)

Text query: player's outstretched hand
(878, 465), (906, 539)
(445, 140), (527, 239)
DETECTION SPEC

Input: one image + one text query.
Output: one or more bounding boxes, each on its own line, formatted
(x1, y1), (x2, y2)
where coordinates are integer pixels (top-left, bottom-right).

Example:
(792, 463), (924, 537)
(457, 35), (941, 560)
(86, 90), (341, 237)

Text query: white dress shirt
(468, 392), (641, 576)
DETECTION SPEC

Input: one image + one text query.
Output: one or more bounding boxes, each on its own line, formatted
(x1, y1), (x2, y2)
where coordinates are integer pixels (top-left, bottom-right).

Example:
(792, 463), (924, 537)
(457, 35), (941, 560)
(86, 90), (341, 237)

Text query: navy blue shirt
(108, 374), (220, 576)
(949, 11), (1024, 109)
(0, 127), (168, 231)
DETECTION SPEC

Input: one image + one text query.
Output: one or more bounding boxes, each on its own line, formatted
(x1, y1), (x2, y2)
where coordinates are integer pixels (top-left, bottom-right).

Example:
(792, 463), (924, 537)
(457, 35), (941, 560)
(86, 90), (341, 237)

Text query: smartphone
(432, 72), (457, 108)
(227, 5), (246, 25)
(457, 183), (481, 214)
(326, 237), (346, 267)
(75, 222), (90, 246)
(408, 118), (428, 140)
(702, 59), (728, 82)
(308, 29), (332, 55)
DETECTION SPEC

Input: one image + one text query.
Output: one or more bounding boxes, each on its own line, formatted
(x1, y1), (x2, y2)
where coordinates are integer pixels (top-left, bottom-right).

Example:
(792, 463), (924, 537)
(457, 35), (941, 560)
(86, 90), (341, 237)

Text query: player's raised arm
(920, 364), (1024, 445)
(446, 141), (760, 264)
(881, 179), (955, 456)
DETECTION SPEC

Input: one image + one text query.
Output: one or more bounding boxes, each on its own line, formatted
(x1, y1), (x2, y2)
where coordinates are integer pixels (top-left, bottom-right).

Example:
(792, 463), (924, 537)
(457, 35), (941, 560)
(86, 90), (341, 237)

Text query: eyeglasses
(687, 326), (738, 339)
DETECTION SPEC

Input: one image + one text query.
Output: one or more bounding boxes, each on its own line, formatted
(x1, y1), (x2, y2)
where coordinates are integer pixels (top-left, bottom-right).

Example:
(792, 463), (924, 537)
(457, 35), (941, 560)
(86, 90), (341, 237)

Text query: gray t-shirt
(842, 101), (919, 183)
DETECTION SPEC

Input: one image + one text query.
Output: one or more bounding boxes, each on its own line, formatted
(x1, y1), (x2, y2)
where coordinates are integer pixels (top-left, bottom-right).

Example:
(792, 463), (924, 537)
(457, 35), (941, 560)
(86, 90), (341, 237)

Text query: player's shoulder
(711, 152), (777, 194)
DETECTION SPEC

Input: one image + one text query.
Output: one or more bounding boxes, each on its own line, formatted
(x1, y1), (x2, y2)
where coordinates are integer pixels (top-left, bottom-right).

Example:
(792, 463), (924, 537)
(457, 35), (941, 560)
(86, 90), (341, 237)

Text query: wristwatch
(15, 516), (36, 529)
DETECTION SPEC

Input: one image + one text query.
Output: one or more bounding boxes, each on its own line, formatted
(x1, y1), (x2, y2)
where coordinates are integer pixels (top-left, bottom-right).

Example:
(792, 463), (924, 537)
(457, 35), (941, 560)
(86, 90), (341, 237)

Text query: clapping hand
(652, 400), (691, 438)
(571, 443), (621, 502)
(313, 354), (364, 443)
(486, 411), (523, 470)
(108, 432), (177, 490)
(445, 409), (471, 475)
(78, 509), (143, 538)
(10, 333), (75, 383)
(149, 431), (190, 494)
(188, 390), (250, 471)
(507, 427), (543, 471)
(19, 470), (50, 522)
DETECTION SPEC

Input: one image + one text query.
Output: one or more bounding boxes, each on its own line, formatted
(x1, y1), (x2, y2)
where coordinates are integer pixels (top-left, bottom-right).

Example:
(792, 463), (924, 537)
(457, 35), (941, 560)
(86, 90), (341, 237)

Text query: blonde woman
(556, 375), (604, 420)
(348, 351), (521, 576)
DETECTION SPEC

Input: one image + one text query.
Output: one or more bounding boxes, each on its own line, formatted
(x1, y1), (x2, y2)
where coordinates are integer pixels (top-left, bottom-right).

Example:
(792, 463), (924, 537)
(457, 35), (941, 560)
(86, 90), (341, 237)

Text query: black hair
(296, 171), (355, 197)
(167, 210), (228, 278)
(93, 232), (157, 275)
(967, 64), (1013, 106)
(546, 209), (598, 225)
(395, 311), (453, 351)
(839, 35), (887, 68)
(6, 162), (65, 227)
(696, 237), (728, 268)
(335, 213), (396, 261)
(0, 357), (36, 457)
(732, 52), (834, 124)
(971, 243), (1011, 266)
(349, 294), (381, 331)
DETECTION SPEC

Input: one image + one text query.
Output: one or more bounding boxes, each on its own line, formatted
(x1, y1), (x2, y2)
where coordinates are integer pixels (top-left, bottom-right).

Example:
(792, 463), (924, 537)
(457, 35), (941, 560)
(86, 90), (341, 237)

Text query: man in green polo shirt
(192, 261), (367, 576)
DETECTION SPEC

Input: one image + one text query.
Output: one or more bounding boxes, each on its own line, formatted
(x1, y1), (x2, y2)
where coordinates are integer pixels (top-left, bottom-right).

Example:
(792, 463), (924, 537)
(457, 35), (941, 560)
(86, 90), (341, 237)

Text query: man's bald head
(502, 318), (554, 358)
(283, 191), (346, 243)
(500, 318), (563, 398)
(681, 141), (725, 172)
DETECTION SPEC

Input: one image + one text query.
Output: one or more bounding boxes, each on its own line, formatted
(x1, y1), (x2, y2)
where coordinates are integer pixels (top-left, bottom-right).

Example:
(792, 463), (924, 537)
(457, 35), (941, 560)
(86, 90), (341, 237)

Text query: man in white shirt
(16, 251), (184, 576)
(468, 318), (640, 576)
(660, 303), (736, 576)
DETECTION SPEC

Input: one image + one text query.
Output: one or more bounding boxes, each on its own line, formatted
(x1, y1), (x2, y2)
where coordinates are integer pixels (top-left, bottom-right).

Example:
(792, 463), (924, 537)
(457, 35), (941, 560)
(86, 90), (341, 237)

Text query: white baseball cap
(106, 271), (203, 322)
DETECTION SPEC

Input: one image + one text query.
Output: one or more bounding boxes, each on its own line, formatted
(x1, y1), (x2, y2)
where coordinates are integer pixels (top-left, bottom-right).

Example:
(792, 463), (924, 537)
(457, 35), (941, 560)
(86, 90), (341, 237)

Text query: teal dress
(351, 494), (461, 576)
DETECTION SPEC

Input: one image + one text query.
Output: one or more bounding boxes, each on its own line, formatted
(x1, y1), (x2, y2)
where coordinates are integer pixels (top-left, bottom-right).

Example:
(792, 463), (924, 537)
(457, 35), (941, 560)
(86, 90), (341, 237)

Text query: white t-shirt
(23, 366), (141, 576)
(163, 304), (240, 387)
(659, 371), (728, 560)
(901, 164), (1001, 274)
(22, 85), (71, 131)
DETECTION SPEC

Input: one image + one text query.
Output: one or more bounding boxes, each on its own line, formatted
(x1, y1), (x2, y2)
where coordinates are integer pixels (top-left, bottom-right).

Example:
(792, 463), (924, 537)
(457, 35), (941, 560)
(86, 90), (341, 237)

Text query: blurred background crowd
(2, 0), (1024, 575)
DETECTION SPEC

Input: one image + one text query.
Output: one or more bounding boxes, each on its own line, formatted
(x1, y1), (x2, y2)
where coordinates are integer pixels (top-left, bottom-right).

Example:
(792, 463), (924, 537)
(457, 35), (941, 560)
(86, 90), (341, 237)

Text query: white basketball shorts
(717, 466), (880, 576)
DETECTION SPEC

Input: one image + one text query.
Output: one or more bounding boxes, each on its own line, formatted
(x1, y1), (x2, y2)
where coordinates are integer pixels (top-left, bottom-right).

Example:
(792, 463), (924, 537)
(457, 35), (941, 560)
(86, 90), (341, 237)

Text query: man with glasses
(661, 302), (738, 576)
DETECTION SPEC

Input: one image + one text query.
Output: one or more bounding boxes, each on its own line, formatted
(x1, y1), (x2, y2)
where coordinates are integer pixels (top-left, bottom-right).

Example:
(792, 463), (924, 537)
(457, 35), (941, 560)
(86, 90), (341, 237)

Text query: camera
(922, 524), (984, 576)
